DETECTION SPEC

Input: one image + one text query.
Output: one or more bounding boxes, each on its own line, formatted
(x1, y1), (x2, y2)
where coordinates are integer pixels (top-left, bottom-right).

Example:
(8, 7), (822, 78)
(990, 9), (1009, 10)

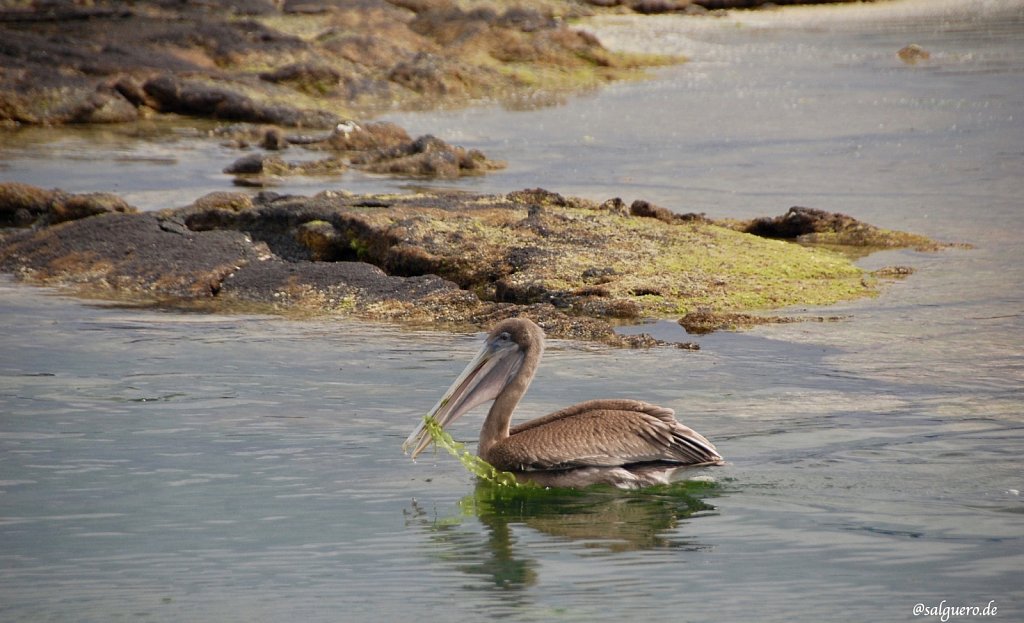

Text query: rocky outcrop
(0, 1), (657, 128)
(0, 183), (947, 344)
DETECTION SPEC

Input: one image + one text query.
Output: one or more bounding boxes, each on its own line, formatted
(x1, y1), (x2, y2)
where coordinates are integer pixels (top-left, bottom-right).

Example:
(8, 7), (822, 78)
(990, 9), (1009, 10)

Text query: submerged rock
(0, 182), (950, 345)
(898, 44), (931, 65)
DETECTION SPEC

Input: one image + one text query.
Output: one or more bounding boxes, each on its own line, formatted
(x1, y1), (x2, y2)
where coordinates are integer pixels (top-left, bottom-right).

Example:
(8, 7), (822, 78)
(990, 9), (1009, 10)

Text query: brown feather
(485, 399), (722, 472)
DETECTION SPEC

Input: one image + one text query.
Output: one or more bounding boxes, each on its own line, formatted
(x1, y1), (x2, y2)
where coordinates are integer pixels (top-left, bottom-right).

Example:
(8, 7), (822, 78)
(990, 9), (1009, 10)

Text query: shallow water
(2, 1), (1023, 621)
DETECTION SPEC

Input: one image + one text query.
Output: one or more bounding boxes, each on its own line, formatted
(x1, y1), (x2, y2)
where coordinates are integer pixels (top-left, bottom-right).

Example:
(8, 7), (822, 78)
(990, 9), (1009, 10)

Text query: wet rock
(0, 212), (258, 299)
(352, 134), (504, 178)
(1, 183), (946, 344)
(295, 220), (343, 261)
(598, 197), (629, 217)
(146, 18), (305, 64)
(744, 206), (860, 239)
(111, 76), (152, 108)
(62, 88), (139, 124)
(0, 183), (137, 227)
(0, 92), (40, 126)
(322, 33), (412, 71)
(50, 192), (138, 225)
(583, 0), (862, 10)
(143, 75), (340, 128)
(898, 44), (931, 65)
(577, 296), (643, 319)
(741, 206), (944, 250)
(223, 153), (346, 180)
(507, 188), (573, 208)
(216, 120), (489, 180)
(225, 154), (276, 175)
(0, 0), (661, 128)
(0, 183), (55, 227)
(678, 310), (842, 334)
(874, 265), (916, 278)
(322, 121), (411, 151)
(259, 62), (343, 95)
(387, 52), (460, 97)
(260, 127), (290, 150)
(630, 0), (693, 14)
(220, 259), (471, 320)
(387, 0), (457, 13)
(630, 199), (676, 224)
(189, 192), (256, 214)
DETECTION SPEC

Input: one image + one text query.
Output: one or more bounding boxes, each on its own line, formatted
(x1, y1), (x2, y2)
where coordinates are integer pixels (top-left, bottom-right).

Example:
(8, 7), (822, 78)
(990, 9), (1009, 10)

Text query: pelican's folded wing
(490, 400), (722, 471)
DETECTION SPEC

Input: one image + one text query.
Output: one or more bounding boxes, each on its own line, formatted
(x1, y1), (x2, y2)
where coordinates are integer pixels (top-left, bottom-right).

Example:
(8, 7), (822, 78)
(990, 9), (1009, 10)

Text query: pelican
(403, 318), (723, 488)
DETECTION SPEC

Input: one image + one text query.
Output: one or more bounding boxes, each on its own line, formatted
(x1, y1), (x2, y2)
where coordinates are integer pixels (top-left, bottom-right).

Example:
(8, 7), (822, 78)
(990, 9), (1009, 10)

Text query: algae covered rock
(0, 182), (948, 344)
(0, 0), (665, 127)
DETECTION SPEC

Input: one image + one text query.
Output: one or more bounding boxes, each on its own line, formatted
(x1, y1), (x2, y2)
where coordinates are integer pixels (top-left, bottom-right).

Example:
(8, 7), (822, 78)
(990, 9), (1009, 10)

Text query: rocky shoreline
(0, 0), (876, 129)
(1, 0), (949, 346)
(0, 182), (944, 346)
(0, 1), (671, 129)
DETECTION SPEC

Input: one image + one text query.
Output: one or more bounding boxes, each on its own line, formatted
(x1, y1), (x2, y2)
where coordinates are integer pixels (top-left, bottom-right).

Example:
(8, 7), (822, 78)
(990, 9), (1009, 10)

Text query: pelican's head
(402, 318), (543, 459)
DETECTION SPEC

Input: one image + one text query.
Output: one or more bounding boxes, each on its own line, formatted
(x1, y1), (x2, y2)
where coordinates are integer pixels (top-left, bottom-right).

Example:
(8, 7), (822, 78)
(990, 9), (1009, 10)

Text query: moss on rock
(1, 182), (952, 344)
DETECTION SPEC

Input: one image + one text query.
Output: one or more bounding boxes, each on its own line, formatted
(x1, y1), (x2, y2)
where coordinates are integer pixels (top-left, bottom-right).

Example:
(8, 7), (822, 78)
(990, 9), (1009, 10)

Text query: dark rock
(898, 44), (930, 65)
(386, 0), (457, 13)
(352, 133), (503, 178)
(2, 183), (942, 345)
(0, 212), (257, 299)
(323, 121), (411, 151)
(387, 52), (454, 96)
(224, 154), (277, 175)
(629, 199), (676, 223)
(0, 183), (137, 227)
(111, 76), (151, 108)
(745, 206), (859, 239)
(598, 197), (629, 216)
(143, 74), (339, 128)
(630, 0), (691, 14)
(260, 127), (290, 150)
(63, 88), (139, 124)
(50, 192), (137, 224)
(221, 258), (478, 318)
(507, 188), (571, 207)
(0, 183), (55, 227)
(259, 62), (343, 94)
(321, 34), (410, 71)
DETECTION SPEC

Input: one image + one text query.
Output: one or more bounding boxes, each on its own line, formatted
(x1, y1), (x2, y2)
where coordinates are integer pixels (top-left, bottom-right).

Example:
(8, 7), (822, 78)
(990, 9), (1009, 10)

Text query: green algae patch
(423, 415), (528, 488)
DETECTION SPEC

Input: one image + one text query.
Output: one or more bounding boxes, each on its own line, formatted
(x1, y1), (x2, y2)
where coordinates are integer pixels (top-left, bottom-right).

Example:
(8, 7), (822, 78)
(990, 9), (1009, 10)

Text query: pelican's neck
(478, 343), (540, 459)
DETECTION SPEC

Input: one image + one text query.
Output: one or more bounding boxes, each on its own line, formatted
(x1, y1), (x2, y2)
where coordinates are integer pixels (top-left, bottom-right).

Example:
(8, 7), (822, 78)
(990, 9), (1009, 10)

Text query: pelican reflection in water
(403, 318), (723, 489)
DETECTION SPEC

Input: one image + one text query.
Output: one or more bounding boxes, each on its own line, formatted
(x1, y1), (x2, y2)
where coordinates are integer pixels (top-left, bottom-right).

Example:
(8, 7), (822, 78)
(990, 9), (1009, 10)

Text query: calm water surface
(2, 1), (1023, 621)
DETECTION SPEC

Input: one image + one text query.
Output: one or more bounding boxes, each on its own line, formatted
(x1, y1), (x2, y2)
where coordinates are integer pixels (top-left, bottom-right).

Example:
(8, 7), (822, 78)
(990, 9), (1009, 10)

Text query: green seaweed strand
(422, 415), (524, 488)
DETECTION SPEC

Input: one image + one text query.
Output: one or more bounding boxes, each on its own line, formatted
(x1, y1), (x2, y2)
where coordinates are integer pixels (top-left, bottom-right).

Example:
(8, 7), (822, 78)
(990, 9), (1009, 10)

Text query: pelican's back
(484, 399), (723, 472)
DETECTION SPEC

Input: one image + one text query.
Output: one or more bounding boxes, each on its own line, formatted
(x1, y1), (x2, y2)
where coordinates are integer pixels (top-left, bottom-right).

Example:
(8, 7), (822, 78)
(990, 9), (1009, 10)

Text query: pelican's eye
(499, 331), (511, 342)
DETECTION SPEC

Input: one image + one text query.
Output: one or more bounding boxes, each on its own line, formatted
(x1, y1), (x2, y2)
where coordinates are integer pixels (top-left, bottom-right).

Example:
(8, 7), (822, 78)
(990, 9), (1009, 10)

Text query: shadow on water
(405, 479), (724, 591)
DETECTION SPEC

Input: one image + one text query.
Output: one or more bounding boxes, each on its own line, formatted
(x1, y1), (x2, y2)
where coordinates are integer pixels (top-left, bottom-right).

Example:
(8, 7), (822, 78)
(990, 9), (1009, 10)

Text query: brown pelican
(403, 318), (723, 488)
